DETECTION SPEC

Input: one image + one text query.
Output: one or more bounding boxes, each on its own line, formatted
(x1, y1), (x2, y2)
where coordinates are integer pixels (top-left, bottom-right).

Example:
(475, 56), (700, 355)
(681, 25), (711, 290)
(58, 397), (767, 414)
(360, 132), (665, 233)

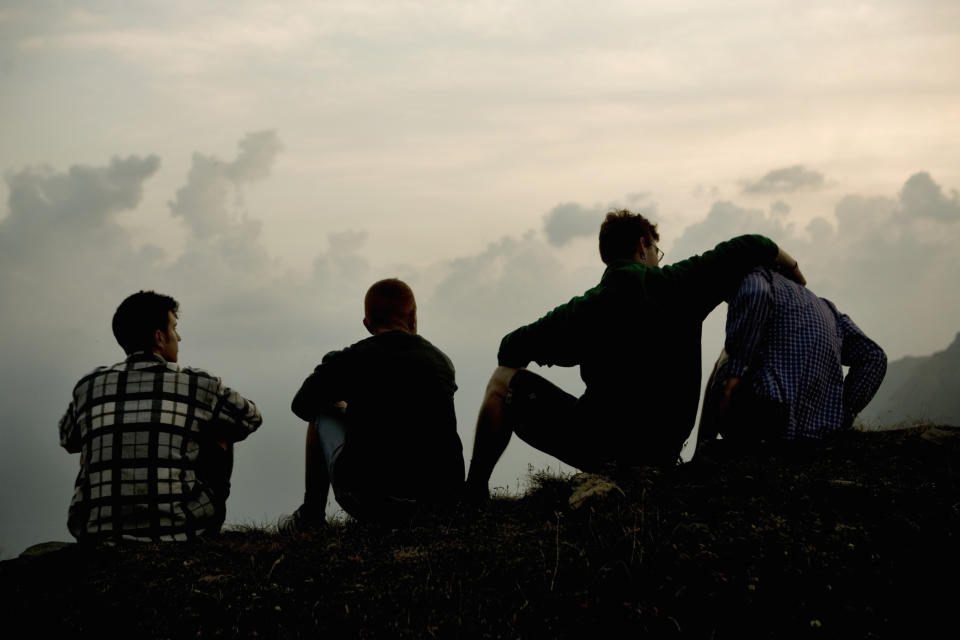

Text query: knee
(485, 366), (519, 401)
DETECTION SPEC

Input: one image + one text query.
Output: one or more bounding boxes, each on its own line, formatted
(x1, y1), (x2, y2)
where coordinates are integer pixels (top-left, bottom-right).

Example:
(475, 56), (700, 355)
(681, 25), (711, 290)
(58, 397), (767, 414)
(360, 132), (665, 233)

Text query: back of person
(733, 268), (871, 439)
(570, 271), (705, 464)
(61, 291), (262, 542)
(322, 331), (463, 500)
(699, 267), (886, 447)
(286, 278), (463, 528)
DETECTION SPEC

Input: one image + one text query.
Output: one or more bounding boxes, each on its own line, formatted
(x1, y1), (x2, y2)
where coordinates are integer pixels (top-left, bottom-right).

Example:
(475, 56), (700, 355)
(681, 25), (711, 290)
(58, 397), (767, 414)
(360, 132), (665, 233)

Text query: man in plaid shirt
(698, 266), (887, 448)
(59, 291), (262, 542)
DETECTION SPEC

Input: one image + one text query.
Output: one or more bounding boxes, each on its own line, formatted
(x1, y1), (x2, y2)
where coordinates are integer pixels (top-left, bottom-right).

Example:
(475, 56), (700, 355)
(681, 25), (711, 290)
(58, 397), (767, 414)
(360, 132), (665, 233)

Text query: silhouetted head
(112, 291), (181, 362)
(598, 209), (662, 267)
(363, 278), (417, 335)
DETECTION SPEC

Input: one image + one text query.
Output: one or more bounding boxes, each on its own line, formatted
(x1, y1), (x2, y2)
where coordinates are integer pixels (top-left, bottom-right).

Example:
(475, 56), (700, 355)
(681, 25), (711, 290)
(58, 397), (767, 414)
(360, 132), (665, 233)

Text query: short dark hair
(112, 291), (179, 355)
(364, 279), (416, 330)
(598, 209), (660, 265)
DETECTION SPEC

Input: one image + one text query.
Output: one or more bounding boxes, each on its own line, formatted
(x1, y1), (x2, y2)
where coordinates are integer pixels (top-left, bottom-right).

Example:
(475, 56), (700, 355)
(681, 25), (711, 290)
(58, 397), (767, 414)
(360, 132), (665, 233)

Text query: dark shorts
(504, 370), (607, 472)
(312, 412), (434, 522)
(196, 440), (234, 532)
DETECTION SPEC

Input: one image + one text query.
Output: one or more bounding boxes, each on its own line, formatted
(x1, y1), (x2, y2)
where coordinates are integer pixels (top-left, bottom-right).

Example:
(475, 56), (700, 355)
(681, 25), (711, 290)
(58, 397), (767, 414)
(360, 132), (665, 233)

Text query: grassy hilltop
(3, 425), (959, 638)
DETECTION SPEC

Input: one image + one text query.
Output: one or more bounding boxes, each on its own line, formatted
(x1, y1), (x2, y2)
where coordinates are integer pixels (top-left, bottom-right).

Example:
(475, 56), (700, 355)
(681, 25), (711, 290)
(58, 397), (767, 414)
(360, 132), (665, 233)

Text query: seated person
(697, 266), (887, 450)
(60, 291), (263, 542)
(283, 278), (464, 528)
(465, 210), (807, 499)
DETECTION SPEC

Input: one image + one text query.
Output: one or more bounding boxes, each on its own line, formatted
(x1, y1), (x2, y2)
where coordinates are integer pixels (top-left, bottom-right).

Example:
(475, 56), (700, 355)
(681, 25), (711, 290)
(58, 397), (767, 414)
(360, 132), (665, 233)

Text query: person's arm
(496, 292), (589, 369)
(291, 350), (347, 422)
(209, 376), (263, 443)
(830, 303), (887, 428)
(723, 270), (774, 380)
(59, 402), (81, 453)
(772, 247), (805, 286)
(664, 234), (783, 318)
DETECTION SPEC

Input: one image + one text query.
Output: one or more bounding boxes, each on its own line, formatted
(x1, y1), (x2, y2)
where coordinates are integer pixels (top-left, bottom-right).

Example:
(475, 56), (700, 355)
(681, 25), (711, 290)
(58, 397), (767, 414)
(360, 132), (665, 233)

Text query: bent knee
(485, 366), (520, 399)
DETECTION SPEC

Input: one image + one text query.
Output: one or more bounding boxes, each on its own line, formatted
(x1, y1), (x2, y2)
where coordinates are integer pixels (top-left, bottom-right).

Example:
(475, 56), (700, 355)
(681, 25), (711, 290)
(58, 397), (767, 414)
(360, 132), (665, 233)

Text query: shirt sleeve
(59, 402), (81, 453)
(829, 302), (887, 428)
(210, 377), (263, 442)
(291, 349), (348, 421)
(663, 234), (780, 319)
(723, 269), (774, 379)
(497, 293), (588, 369)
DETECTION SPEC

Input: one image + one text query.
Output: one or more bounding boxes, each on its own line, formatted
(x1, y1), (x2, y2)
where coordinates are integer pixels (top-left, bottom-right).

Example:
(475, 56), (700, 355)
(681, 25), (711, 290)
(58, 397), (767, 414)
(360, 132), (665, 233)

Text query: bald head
(363, 278), (417, 335)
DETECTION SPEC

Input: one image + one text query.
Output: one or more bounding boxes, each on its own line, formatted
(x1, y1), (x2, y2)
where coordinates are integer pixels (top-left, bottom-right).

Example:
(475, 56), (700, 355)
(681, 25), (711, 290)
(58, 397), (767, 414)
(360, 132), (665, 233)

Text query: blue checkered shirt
(725, 268), (887, 439)
(59, 352), (262, 541)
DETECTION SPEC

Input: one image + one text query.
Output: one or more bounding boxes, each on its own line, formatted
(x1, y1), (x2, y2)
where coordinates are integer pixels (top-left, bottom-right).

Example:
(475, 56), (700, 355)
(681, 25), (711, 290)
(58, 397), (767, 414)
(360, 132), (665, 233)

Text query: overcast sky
(1, 1), (958, 557)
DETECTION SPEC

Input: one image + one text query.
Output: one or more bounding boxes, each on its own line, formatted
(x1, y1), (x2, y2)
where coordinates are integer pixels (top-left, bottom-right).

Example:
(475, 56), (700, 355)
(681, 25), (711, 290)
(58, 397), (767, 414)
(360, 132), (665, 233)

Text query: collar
(125, 350), (168, 365)
(600, 259), (645, 283)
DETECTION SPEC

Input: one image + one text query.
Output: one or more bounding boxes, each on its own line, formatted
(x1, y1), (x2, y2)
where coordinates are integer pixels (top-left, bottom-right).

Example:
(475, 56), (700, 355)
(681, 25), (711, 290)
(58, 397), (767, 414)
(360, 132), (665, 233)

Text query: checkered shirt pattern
(725, 267), (886, 440)
(60, 351), (262, 541)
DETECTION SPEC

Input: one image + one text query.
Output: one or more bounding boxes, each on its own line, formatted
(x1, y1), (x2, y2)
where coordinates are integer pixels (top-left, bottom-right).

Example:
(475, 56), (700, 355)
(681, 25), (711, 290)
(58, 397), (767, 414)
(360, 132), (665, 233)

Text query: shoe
(277, 503), (326, 533)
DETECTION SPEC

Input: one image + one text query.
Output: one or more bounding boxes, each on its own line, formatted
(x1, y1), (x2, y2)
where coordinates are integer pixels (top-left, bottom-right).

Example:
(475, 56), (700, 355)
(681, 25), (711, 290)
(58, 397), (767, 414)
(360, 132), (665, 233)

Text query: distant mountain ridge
(859, 331), (960, 427)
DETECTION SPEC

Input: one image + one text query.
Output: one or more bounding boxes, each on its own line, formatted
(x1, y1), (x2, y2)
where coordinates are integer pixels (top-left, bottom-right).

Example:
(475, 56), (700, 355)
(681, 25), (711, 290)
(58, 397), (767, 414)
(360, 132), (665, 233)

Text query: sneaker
(277, 503), (326, 533)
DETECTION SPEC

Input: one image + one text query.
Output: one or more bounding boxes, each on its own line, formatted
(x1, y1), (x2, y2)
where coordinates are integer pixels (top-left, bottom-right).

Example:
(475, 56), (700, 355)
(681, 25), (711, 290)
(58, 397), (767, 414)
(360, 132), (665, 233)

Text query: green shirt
(497, 234), (779, 463)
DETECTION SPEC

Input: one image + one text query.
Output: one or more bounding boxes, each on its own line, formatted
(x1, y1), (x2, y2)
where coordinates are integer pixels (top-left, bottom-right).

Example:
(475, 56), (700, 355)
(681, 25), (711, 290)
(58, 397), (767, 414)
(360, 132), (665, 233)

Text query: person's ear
(154, 328), (166, 349)
(408, 308), (418, 334)
(363, 317), (375, 335)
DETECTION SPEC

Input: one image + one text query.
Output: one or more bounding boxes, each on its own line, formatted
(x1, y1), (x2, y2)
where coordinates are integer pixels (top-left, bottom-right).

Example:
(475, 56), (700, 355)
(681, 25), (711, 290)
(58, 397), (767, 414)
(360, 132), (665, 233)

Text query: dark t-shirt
(292, 331), (464, 500)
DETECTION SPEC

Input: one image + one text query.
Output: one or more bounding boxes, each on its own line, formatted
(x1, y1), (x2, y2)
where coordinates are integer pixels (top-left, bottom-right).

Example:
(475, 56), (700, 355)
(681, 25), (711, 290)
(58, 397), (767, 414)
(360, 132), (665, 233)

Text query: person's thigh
(313, 410), (347, 476)
(506, 370), (601, 471)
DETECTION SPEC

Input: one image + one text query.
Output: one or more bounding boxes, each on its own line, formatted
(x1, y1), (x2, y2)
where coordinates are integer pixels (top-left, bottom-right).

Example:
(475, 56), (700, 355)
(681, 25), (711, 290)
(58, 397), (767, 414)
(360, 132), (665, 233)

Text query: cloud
(667, 200), (794, 262)
(2, 140), (958, 561)
(898, 171), (960, 222)
(312, 230), (371, 288)
(168, 130), (282, 239)
(542, 198), (658, 248)
(542, 202), (604, 247)
(0, 154), (162, 284)
(741, 165), (826, 195)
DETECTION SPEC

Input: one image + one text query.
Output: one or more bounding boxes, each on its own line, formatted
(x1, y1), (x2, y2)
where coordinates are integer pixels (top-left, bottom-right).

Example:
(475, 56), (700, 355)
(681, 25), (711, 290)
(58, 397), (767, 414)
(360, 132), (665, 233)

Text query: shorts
(504, 370), (606, 471)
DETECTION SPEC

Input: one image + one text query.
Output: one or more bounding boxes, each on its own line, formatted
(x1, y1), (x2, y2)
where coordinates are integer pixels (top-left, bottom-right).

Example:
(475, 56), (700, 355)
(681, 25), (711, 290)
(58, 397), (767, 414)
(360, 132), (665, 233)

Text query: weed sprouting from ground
(3, 425), (959, 638)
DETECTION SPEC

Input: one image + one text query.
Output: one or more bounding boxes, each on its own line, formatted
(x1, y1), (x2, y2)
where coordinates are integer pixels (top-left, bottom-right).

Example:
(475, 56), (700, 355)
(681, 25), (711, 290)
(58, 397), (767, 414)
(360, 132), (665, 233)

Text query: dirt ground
(3, 425), (958, 638)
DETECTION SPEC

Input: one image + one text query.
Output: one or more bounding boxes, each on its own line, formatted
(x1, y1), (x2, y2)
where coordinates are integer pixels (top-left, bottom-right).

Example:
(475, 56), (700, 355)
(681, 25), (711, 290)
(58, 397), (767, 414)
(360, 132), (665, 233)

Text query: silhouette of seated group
(59, 210), (887, 542)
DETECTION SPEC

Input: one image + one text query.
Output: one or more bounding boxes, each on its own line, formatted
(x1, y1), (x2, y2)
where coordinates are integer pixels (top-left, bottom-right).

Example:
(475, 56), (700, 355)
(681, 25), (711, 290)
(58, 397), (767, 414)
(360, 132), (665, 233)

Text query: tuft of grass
(3, 425), (959, 638)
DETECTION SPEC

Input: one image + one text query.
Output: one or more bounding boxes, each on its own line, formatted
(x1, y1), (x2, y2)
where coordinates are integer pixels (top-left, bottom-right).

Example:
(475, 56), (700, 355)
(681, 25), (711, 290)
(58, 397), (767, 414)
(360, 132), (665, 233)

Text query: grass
(3, 425), (959, 638)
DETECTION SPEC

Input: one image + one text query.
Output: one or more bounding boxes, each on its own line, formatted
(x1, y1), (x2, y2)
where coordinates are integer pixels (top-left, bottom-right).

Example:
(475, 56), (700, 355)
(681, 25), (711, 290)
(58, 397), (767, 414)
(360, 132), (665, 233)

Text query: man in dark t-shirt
(282, 279), (464, 528)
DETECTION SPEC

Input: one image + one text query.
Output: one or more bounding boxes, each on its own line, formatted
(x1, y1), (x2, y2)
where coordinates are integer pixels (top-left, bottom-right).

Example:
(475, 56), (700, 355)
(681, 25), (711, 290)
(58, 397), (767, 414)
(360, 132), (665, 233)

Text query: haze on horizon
(1, 1), (958, 558)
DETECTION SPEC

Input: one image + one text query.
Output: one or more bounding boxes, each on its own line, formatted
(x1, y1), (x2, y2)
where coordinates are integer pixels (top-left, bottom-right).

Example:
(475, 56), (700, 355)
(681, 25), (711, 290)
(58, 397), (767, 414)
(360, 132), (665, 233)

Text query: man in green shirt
(465, 210), (805, 498)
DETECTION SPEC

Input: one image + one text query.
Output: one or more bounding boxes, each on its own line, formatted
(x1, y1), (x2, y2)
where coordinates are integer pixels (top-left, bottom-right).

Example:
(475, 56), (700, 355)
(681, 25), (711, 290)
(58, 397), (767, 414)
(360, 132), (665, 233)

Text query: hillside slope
(3, 425), (958, 638)
(860, 332), (960, 426)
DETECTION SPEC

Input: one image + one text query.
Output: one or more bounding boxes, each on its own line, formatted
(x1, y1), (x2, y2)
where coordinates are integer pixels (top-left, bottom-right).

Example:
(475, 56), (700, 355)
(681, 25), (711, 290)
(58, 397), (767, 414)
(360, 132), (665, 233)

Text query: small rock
(568, 473), (625, 510)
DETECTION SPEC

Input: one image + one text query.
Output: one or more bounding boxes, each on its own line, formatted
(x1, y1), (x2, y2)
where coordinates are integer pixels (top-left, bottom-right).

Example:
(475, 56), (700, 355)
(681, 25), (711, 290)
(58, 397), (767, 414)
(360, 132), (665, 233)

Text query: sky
(1, 0), (958, 557)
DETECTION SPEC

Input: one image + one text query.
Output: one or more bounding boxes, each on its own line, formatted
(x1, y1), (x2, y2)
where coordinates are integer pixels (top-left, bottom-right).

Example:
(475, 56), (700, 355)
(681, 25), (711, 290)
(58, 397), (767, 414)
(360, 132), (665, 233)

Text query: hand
(718, 376), (741, 416)
(774, 249), (806, 286)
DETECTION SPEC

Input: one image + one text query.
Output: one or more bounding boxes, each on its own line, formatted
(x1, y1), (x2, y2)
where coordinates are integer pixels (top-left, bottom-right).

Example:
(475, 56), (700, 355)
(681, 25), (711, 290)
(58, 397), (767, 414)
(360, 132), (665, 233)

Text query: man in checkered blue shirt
(59, 291), (262, 542)
(698, 266), (887, 448)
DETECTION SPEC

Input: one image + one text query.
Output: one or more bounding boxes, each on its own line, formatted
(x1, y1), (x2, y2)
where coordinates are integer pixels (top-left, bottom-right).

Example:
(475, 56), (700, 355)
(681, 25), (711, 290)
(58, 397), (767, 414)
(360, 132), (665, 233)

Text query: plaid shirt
(59, 351), (262, 541)
(725, 268), (887, 439)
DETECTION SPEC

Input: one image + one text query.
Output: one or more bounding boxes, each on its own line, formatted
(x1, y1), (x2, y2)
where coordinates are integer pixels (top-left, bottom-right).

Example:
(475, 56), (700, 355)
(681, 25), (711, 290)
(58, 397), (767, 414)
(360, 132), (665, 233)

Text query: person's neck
(370, 325), (414, 336)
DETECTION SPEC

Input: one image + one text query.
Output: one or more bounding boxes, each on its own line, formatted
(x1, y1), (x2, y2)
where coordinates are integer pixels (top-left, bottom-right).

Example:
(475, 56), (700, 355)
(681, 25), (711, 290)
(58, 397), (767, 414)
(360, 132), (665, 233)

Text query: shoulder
(413, 334), (455, 366)
(70, 363), (114, 395)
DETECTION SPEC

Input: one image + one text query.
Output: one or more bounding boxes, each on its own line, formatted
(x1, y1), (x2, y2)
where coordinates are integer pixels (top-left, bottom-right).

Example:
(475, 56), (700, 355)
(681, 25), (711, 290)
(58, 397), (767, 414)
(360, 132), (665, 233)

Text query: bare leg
(303, 421), (330, 514)
(695, 350), (726, 455)
(465, 366), (520, 499)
